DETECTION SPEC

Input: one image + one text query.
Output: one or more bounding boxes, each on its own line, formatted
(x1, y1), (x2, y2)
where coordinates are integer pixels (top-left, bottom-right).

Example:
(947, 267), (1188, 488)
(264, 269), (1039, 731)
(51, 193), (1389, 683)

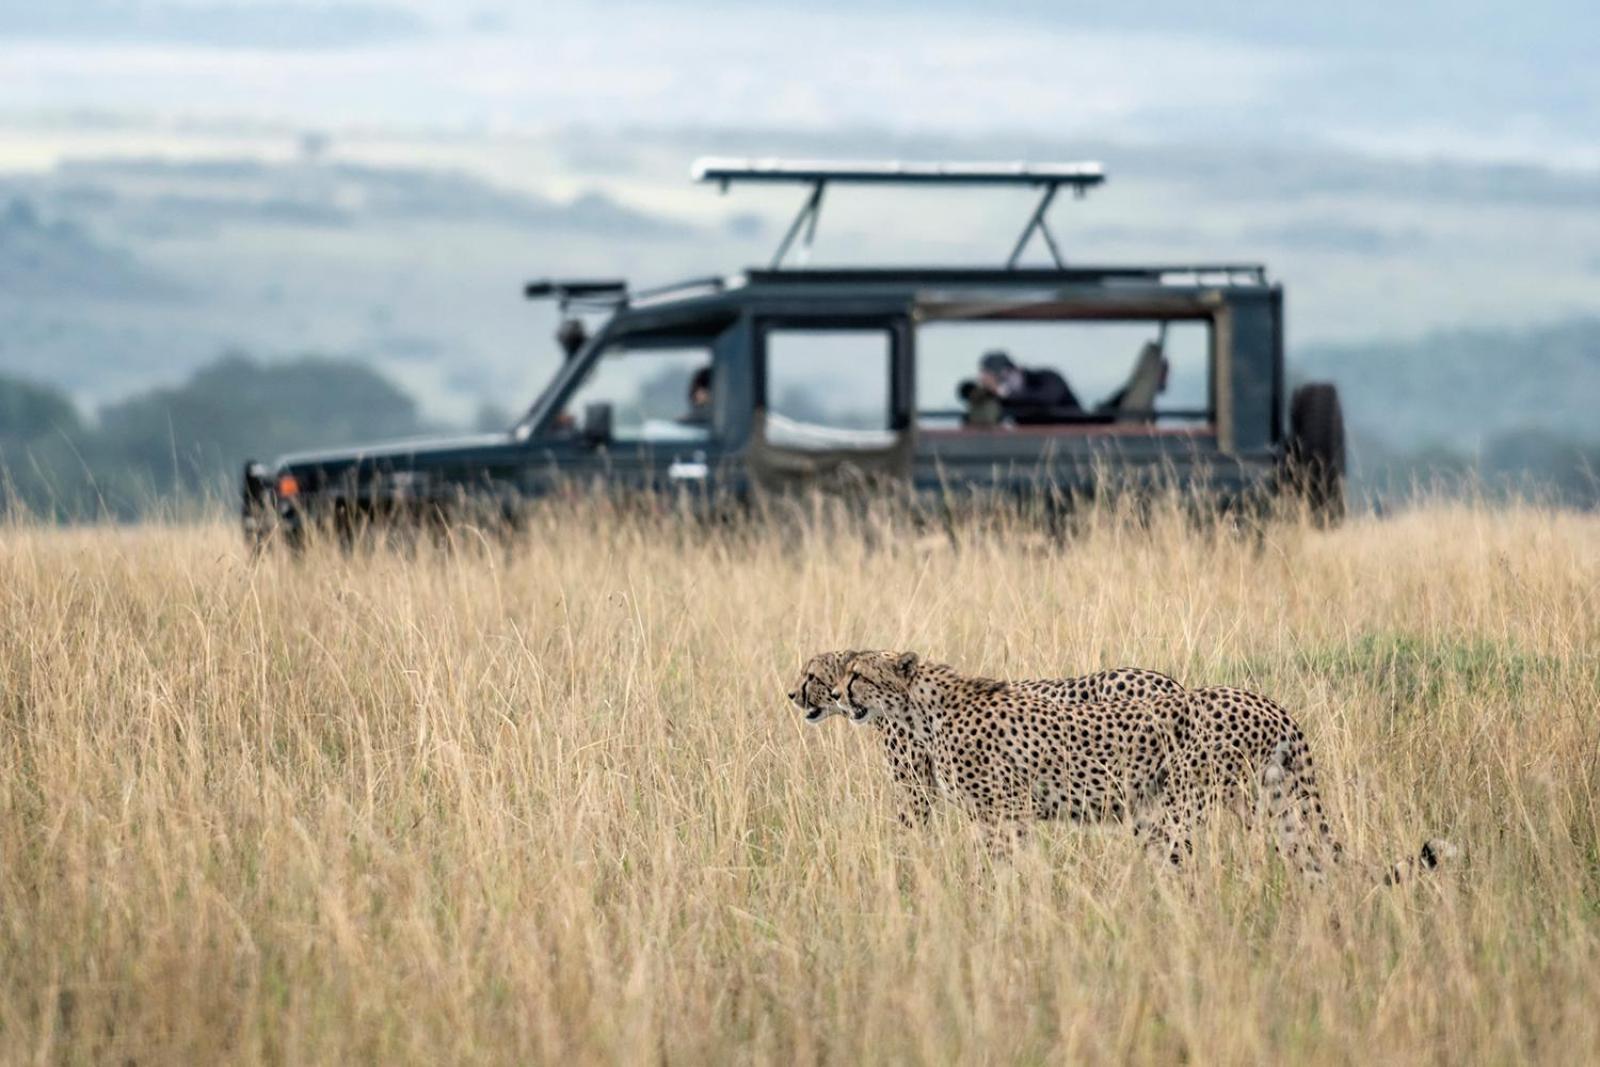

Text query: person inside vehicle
(678, 365), (713, 427)
(975, 349), (1081, 424)
(556, 317), (588, 360)
(956, 378), (1003, 427)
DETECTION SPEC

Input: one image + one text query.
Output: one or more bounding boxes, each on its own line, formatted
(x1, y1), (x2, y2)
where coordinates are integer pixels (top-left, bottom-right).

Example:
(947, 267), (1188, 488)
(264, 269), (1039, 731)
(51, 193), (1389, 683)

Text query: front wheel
(1285, 382), (1346, 527)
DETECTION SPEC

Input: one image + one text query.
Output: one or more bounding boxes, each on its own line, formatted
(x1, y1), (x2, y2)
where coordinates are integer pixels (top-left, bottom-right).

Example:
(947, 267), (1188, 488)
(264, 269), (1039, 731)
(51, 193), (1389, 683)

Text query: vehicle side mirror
(581, 402), (613, 446)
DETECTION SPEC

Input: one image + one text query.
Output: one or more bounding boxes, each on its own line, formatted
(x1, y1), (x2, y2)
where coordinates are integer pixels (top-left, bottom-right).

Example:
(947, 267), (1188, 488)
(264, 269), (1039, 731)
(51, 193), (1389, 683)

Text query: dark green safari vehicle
(243, 159), (1344, 549)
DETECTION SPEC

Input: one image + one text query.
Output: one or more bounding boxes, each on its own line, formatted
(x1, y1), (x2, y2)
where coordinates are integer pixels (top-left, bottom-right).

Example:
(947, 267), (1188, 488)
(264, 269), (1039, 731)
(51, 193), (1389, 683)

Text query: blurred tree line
(3, 352), (1598, 521)
(1, 354), (425, 520)
(1353, 430), (1600, 509)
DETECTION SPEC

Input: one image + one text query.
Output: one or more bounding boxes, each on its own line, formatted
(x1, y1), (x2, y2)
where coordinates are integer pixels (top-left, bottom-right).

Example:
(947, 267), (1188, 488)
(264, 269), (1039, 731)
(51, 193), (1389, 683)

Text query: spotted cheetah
(829, 650), (1453, 883)
(788, 651), (1185, 829)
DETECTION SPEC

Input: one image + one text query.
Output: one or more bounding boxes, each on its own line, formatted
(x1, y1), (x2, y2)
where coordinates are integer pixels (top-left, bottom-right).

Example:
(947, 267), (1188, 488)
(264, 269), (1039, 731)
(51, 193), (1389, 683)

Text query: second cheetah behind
(788, 651), (1184, 828)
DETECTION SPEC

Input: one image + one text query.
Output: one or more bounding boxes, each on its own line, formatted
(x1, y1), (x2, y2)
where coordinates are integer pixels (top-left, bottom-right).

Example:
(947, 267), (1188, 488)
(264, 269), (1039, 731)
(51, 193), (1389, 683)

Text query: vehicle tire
(1286, 382), (1346, 527)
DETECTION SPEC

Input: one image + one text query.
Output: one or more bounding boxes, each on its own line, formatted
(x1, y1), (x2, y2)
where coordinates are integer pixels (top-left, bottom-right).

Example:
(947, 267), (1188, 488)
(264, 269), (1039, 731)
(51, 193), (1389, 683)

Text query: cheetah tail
(1382, 837), (1460, 886)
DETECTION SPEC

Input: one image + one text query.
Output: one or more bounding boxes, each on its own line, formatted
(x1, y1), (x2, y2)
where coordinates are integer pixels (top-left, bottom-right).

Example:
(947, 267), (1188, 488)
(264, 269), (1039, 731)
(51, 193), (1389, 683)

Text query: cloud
(0, 195), (181, 299)
(43, 155), (695, 237)
(0, 1), (424, 48)
(2, 2), (1595, 172)
(0, 5), (1291, 135)
(1245, 218), (1427, 255)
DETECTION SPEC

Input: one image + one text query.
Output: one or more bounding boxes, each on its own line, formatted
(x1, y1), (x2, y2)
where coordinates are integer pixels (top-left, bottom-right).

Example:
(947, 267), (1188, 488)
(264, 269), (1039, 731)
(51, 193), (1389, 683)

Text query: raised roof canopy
(692, 157), (1107, 270)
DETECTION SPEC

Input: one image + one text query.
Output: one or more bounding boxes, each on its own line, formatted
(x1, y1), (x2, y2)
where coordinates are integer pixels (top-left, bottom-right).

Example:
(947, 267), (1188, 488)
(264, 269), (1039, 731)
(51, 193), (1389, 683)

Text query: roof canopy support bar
(771, 180), (827, 268)
(800, 180), (825, 263)
(1007, 183), (1065, 269)
(693, 158), (1106, 270)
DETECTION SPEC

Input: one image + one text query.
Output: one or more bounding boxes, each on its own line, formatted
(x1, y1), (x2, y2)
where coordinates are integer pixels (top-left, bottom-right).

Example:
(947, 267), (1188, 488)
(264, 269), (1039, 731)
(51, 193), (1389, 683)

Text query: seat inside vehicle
(1097, 340), (1169, 423)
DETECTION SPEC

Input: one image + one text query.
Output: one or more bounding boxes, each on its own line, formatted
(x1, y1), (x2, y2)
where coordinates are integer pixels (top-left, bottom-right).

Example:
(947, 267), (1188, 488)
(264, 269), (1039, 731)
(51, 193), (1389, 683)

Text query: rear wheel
(1286, 382), (1346, 526)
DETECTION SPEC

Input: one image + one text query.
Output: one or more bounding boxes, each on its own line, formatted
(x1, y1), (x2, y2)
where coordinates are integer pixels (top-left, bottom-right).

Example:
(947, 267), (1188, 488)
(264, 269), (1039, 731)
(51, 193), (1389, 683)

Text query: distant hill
(1298, 318), (1600, 451)
(5, 345), (1597, 520)
(1, 354), (428, 520)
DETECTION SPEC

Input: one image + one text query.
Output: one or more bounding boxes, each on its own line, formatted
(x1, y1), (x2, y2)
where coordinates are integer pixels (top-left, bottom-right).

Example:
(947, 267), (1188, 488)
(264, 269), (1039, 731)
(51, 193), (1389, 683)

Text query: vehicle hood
(271, 432), (511, 470)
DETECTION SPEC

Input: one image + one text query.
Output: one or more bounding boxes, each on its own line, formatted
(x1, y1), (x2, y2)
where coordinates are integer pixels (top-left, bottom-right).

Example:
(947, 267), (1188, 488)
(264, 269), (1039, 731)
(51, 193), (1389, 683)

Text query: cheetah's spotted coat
(793, 650), (1450, 883)
(789, 651), (1183, 830)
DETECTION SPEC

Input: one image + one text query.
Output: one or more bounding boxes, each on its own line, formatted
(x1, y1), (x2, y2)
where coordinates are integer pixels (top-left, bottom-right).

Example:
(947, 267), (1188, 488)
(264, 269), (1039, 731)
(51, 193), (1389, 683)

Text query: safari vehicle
(243, 159), (1345, 549)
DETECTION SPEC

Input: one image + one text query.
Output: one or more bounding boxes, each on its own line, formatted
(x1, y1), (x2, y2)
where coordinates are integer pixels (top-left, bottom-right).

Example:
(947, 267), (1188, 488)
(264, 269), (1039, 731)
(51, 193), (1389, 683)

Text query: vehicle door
(747, 314), (914, 494)
(530, 330), (729, 502)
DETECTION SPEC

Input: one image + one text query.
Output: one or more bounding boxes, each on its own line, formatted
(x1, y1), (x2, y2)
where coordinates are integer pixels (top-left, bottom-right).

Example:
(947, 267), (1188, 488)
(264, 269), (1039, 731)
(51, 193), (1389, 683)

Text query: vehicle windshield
(544, 342), (715, 443)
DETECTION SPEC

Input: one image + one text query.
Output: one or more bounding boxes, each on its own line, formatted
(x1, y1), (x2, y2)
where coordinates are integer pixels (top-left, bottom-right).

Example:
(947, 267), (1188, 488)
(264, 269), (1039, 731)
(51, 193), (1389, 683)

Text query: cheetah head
(832, 650), (919, 725)
(787, 650), (856, 724)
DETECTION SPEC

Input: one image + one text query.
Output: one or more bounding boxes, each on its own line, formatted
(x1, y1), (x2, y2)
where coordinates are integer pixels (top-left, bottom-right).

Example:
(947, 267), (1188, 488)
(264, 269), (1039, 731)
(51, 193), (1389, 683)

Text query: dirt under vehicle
(242, 159), (1346, 548)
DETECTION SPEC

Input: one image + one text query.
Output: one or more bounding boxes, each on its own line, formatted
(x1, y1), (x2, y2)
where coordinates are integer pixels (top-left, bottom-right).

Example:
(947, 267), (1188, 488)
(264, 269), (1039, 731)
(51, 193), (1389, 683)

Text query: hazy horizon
(2, 1), (1596, 167)
(2, 1), (1596, 459)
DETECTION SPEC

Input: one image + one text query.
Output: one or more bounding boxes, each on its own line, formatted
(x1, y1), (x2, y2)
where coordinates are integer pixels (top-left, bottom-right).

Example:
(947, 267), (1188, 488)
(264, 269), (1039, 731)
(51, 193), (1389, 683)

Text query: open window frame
(745, 313), (916, 488)
(912, 297), (1218, 440)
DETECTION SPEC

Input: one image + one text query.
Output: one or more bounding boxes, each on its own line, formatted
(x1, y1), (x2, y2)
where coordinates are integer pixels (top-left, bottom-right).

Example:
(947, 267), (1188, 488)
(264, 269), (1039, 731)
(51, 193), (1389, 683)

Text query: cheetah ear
(893, 651), (919, 679)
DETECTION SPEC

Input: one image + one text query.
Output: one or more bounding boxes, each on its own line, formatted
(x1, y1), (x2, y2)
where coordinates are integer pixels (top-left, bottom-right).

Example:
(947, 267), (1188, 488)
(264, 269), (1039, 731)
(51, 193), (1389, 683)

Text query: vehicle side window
(558, 344), (714, 442)
(916, 319), (1212, 428)
(763, 328), (896, 450)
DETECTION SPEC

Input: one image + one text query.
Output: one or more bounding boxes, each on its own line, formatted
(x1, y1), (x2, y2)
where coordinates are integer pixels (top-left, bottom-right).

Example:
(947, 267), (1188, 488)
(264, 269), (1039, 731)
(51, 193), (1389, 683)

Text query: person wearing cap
(678, 365), (713, 427)
(975, 350), (1081, 424)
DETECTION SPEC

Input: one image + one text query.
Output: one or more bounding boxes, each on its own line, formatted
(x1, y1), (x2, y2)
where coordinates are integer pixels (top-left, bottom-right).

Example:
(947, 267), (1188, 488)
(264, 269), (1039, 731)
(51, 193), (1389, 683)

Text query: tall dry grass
(0, 498), (1597, 1064)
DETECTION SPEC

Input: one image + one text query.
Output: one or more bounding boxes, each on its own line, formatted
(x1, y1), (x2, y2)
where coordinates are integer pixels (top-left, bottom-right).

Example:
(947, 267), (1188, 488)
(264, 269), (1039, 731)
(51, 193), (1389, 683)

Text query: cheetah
(791, 651), (1306, 853)
(829, 650), (1453, 883)
(788, 650), (1185, 829)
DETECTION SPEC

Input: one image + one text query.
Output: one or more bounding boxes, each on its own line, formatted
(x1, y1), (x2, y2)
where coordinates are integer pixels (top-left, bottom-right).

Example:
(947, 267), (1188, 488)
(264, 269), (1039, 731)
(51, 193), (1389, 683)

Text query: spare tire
(1287, 382), (1346, 526)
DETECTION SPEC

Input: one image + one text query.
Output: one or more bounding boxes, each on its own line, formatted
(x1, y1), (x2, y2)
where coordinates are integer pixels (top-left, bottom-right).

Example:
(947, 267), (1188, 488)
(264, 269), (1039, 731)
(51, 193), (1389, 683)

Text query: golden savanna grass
(1, 499), (1597, 1063)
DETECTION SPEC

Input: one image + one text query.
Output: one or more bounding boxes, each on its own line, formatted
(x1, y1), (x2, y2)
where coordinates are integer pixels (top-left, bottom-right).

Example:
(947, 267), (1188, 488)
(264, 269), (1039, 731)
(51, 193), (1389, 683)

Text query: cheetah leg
(972, 752), (1031, 862)
(894, 778), (933, 829)
(978, 817), (1029, 861)
(1132, 779), (1198, 870)
(1260, 738), (1341, 884)
(1291, 754), (1344, 868)
(882, 736), (934, 829)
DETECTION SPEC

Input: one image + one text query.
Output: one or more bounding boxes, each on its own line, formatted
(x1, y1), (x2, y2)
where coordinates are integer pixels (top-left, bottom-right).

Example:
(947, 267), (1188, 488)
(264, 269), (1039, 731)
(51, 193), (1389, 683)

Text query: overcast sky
(2, 1), (1596, 168)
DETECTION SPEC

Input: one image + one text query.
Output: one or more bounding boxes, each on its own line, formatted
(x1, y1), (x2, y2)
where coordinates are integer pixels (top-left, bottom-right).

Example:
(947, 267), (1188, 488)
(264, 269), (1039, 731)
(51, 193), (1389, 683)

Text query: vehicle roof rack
(629, 275), (725, 306)
(737, 264), (1268, 287)
(524, 278), (629, 312)
(692, 157), (1106, 271)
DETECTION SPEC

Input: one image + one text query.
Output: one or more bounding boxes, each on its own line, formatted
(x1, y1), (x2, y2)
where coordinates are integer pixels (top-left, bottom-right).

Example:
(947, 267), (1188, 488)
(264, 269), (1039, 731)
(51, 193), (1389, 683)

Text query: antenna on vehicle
(691, 158), (1106, 270)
